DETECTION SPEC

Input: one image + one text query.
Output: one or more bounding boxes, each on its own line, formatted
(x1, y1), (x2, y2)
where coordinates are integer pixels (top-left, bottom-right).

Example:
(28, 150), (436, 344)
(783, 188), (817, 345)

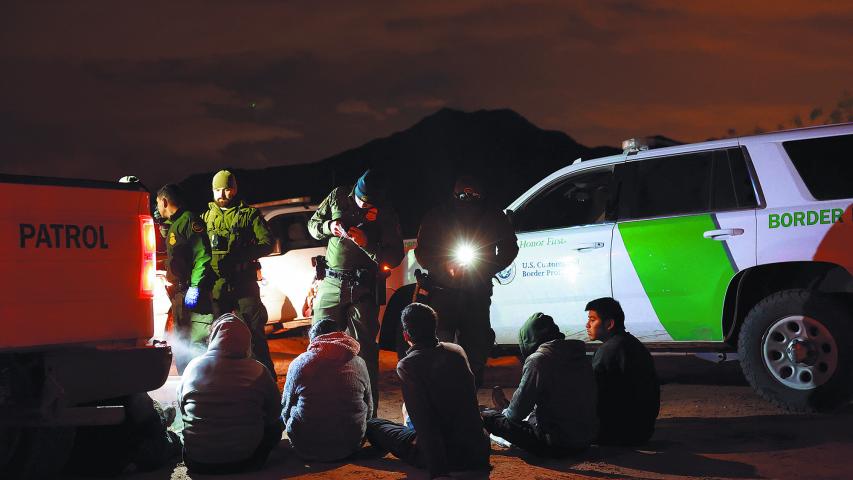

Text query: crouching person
(366, 303), (490, 480)
(178, 314), (283, 474)
(482, 312), (598, 457)
(586, 297), (660, 446)
(282, 319), (372, 461)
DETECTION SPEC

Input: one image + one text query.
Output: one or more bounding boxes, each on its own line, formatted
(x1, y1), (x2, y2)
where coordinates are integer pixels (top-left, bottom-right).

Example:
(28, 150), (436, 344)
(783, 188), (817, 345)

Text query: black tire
(0, 427), (76, 479)
(738, 289), (853, 412)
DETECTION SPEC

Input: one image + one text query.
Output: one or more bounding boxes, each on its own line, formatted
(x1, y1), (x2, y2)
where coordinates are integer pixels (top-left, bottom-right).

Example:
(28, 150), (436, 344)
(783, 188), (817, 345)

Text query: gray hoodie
(177, 314), (281, 464)
(505, 312), (598, 448)
(282, 331), (372, 461)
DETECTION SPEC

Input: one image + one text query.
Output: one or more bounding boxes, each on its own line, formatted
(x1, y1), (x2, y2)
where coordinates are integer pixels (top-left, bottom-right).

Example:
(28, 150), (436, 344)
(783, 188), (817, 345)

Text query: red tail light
(140, 215), (156, 298)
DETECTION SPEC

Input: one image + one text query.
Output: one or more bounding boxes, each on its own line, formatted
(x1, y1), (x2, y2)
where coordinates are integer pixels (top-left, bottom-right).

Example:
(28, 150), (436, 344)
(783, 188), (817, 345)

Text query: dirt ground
(67, 335), (853, 480)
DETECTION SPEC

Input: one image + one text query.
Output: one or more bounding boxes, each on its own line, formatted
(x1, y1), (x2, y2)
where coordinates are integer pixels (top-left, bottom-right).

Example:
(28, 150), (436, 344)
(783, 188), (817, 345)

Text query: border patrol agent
(415, 176), (519, 387)
(308, 169), (404, 414)
(155, 184), (214, 374)
(202, 170), (277, 378)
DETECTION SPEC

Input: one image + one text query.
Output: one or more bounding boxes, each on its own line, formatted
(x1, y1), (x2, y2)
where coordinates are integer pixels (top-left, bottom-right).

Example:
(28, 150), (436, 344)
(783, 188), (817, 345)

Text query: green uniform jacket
(202, 200), (274, 290)
(164, 209), (213, 289)
(308, 186), (404, 271)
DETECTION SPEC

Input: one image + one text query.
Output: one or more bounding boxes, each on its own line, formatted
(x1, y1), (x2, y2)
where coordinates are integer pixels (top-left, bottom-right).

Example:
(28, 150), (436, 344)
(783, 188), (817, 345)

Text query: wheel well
(722, 261), (853, 345)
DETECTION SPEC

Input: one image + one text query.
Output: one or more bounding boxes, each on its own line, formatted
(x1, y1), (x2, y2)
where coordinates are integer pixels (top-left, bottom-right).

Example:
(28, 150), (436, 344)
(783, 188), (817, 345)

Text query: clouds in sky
(1, 0), (851, 187)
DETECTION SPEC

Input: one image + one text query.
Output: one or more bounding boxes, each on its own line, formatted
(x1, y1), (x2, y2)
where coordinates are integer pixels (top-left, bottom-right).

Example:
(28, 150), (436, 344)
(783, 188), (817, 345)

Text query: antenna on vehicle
(622, 138), (649, 154)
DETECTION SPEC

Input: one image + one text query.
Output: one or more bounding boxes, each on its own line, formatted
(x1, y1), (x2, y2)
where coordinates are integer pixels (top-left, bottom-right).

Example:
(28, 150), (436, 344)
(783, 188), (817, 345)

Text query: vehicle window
(783, 134), (853, 200)
(514, 168), (615, 232)
(617, 151), (713, 220)
(712, 148), (758, 210)
(267, 213), (325, 253)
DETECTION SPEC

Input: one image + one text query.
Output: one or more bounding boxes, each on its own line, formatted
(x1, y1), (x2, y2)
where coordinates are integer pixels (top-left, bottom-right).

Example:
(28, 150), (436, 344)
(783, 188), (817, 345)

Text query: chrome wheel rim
(762, 315), (838, 390)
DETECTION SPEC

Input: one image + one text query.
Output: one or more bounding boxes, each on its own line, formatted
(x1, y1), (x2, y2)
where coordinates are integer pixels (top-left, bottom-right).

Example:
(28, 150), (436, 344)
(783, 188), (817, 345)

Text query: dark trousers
(184, 423), (281, 474)
(425, 286), (494, 388)
(213, 284), (276, 378)
(314, 276), (380, 416)
(481, 409), (583, 458)
(365, 418), (422, 467)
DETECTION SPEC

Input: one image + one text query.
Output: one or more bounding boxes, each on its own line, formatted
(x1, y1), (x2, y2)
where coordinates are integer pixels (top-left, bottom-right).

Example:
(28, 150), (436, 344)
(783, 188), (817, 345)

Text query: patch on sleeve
(191, 220), (205, 233)
(169, 232), (177, 246)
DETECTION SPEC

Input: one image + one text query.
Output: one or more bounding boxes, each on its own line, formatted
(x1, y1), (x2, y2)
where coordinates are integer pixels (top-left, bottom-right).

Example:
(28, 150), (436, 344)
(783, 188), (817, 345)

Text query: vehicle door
(611, 147), (759, 341)
(259, 212), (326, 322)
(491, 167), (617, 344)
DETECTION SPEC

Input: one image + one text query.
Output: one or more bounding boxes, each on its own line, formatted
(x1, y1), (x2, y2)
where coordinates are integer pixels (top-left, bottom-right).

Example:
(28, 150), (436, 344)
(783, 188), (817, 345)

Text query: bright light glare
(454, 243), (477, 266)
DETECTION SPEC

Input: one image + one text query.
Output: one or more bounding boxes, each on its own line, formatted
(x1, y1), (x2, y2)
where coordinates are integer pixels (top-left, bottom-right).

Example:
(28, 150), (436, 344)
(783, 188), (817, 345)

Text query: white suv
(486, 123), (852, 411)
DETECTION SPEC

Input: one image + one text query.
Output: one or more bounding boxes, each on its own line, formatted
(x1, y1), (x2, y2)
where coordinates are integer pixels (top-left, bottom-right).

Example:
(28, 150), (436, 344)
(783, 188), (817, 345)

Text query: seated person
(64, 393), (181, 476)
(178, 314), (283, 474)
(482, 312), (598, 457)
(366, 303), (490, 479)
(282, 318), (372, 461)
(586, 297), (660, 445)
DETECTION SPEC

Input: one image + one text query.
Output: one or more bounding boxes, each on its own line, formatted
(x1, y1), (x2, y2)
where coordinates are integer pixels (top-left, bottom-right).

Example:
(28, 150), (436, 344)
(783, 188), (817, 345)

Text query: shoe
(489, 433), (512, 448)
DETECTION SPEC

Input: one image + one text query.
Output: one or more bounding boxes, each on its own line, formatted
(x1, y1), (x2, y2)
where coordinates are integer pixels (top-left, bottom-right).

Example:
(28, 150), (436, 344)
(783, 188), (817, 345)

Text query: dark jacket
(398, 341), (490, 478)
(415, 200), (518, 290)
(282, 331), (372, 461)
(592, 330), (660, 445)
(506, 313), (598, 448)
(307, 186), (404, 271)
(178, 314), (282, 464)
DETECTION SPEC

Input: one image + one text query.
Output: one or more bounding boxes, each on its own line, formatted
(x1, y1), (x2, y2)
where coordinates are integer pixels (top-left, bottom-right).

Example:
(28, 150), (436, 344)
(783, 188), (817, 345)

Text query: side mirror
(504, 209), (516, 228)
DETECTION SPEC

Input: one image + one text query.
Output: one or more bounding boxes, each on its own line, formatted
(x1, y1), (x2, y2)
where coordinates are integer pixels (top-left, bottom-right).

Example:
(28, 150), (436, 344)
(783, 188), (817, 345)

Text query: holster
(312, 255), (327, 280)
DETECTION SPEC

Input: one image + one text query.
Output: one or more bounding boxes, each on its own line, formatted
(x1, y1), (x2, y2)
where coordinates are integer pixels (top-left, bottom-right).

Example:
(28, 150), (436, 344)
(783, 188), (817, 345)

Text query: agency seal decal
(495, 262), (516, 285)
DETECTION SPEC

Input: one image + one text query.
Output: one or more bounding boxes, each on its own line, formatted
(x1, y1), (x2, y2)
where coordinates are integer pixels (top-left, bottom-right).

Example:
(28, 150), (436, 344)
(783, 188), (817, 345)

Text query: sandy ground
(63, 335), (853, 480)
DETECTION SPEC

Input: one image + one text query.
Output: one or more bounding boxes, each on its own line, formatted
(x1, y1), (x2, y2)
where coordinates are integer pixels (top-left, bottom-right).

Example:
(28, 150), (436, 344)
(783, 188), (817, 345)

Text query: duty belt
(325, 268), (359, 281)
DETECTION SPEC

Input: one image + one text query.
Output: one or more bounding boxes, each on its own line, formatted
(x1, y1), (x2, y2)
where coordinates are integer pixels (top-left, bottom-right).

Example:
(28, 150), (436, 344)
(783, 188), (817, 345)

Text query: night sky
(2, 1), (852, 190)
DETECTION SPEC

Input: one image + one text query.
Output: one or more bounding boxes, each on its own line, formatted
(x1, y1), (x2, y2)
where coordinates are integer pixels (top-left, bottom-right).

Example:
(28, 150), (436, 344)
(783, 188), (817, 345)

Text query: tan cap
(212, 170), (237, 189)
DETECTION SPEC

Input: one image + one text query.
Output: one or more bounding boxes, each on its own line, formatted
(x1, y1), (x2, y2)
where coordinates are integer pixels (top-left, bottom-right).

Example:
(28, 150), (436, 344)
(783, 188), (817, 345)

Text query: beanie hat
(354, 169), (385, 204)
(212, 170), (237, 189)
(518, 312), (565, 359)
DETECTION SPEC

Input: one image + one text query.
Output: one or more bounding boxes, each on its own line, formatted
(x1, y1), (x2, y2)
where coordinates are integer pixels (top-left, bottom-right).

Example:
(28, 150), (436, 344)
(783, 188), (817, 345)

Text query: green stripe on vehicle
(619, 215), (734, 341)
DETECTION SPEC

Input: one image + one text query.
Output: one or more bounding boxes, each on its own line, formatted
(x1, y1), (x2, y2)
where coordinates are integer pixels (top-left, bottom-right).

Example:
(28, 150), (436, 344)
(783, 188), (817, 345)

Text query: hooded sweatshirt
(177, 314), (281, 464)
(282, 331), (372, 461)
(505, 312), (598, 449)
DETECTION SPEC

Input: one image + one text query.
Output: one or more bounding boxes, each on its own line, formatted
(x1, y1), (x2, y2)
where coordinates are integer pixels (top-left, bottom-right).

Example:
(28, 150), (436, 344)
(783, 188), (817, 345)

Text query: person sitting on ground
(177, 313), (283, 474)
(482, 312), (598, 457)
(64, 393), (181, 476)
(586, 297), (660, 445)
(281, 318), (373, 461)
(365, 303), (490, 480)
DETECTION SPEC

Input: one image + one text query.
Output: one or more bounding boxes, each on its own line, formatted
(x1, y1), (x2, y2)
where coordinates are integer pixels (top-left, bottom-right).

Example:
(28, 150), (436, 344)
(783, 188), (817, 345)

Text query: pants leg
(348, 296), (379, 416)
(171, 292), (193, 375)
(455, 292), (494, 388)
(237, 295), (276, 378)
(482, 410), (581, 457)
(365, 419), (420, 467)
(314, 277), (380, 415)
(426, 287), (459, 343)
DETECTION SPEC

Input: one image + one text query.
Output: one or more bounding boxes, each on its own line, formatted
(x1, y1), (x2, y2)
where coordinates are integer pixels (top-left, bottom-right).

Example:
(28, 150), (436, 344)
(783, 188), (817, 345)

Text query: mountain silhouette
(180, 108), (621, 236)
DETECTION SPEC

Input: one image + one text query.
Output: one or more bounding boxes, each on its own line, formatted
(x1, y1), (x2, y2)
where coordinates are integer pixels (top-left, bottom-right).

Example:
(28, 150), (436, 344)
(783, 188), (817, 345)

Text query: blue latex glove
(184, 286), (199, 309)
